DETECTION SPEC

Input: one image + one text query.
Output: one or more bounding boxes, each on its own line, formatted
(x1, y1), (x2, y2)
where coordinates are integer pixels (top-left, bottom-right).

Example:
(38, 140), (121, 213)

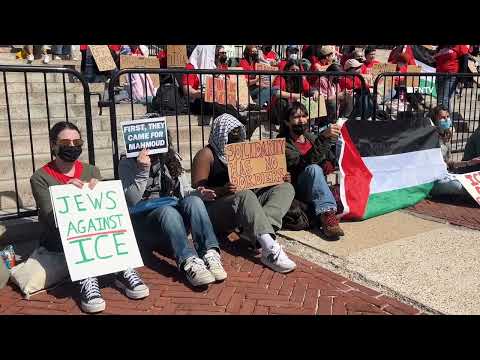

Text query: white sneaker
(26, 54), (34, 63)
(79, 277), (105, 314)
(42, 55), (50, 64)
(54, 55), (62, 61)
(261, 242), (296, 273)
(203, 249), (227, 282)
(183, 256), (215, 287)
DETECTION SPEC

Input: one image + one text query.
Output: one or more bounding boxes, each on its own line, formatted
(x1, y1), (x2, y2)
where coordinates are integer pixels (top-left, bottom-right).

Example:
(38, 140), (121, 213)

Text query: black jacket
(278, 131), (333, 183)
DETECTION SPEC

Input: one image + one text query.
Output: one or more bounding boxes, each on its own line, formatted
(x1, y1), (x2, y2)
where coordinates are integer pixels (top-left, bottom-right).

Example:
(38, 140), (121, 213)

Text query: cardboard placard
(120, 117), (169, 158)
(89, 45), (117, 72)
(49, 181), (144, 282)
(204, 75), (249, 107)
(370, 63), (397, 93)
(225, 139), (287, 191)
(167, 45), (188, 68)
(120, 55), (160, 88)
(301, 95), (327, 118)
(406, 65), (422, 87)
(454, 171), (480, 206)
(255, 63), (278, 88)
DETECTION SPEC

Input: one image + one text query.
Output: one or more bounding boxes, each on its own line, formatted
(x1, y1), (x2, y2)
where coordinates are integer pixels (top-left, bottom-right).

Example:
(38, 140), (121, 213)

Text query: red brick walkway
(408, 198), (480, 231)
(0, 237), (422, 315)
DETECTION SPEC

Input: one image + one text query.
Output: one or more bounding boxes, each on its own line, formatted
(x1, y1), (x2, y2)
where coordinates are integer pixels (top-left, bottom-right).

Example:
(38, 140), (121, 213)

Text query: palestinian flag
(338, 117), (447, 220)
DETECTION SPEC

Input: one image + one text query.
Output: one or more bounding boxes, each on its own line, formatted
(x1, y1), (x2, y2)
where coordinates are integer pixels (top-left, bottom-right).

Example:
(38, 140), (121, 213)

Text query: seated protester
(313, 63), (354, 122)
(270, 59), (320, 125)
(278, 102), (344, 238)
(429, 105), (480, 198)
(307, 45), (336, 85)
(278, 45), (301, 71)
(30, 122), (149, 314)
(191, 114), (297, 273)
(258, 45), (279, 66)
(215, 45), (229, 70)
(239, 45), (272, 107)
(119, 120), (227, 287)
(361, 46), (380, 74)
(339, 45), (356, 67)
(181, 45), (245, 126)
(339, 59), (364, 91)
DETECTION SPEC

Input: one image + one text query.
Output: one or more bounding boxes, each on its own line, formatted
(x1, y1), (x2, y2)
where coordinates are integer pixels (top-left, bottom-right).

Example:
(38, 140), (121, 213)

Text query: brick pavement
(408, 198), (480, 231)
(0, 236), (422, 315)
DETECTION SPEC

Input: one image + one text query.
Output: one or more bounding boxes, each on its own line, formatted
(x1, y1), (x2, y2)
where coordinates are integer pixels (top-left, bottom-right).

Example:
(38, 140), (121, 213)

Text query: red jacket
(361, 60), (380, 74)
(435, 45), (470, 73)
(388, 45), (416, 65)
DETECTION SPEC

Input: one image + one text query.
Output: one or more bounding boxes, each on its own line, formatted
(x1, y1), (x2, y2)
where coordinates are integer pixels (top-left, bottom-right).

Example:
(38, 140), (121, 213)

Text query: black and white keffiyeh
(208, 114), (246, 165)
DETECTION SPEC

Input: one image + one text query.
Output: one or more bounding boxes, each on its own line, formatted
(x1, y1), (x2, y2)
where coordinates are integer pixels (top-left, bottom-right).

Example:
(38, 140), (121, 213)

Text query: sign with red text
(225, 139), (287, 191)
(455, 171), (480, 206)
(49, 181), (144, 281)
(204, 75), (249, 107)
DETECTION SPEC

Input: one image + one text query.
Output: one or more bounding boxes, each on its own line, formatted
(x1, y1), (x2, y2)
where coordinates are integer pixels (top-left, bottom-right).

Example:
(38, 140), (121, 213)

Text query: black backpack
(151, 74), (188, 115)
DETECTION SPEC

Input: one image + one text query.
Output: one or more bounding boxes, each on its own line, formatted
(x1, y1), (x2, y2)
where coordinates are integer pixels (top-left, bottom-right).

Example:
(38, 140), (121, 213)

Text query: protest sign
(370, 63), (397, 92)
(454, 171), (480, 206)
(49, 181), (144, 282)
(406, 65), (422, 87)
(120, 117), (169, 158)
(301, 95), (327, 118)
(167, 45), (188, 68)
(89, 45), (117, 72)
(120, 55), (160, 88)
(204, 75), (249, 107)
(255, 63), (278, 87)
(225, 139), (287, 191)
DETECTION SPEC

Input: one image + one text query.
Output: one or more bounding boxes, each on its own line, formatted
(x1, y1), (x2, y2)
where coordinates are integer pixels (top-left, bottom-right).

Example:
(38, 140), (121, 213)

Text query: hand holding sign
(322, 124), (341, 139)
(137, 149), (151, 171)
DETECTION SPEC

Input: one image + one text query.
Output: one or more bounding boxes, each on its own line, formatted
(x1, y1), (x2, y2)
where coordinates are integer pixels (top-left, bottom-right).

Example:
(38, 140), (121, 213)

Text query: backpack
(282, 199), (312, 231)
(151, 74), (188, 115)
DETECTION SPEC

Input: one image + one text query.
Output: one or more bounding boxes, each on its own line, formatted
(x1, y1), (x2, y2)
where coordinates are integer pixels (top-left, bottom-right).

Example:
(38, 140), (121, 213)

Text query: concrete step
(0, 82), (103, 95)
(0, 92), (88, 106)
(0, 73), (70, 83)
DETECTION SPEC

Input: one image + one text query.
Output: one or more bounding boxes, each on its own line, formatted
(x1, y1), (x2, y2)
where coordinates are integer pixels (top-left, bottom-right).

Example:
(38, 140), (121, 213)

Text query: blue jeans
(296, 164), (337, 216)
(436, 75), (458, 109)
(51, 45), (72, 56)
(135, 196), (219, 267)
(250, 86), (272, 106)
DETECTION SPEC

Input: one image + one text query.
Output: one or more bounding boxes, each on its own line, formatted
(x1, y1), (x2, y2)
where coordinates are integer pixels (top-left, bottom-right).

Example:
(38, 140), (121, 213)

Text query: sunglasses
(218, 51), (227, 55)
(56, 139), (84, 147)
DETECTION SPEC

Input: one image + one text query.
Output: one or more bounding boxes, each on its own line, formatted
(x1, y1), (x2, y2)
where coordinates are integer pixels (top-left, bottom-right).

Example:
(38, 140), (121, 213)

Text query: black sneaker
(114, 268), (150, 300)
(79, 277), (105, 314)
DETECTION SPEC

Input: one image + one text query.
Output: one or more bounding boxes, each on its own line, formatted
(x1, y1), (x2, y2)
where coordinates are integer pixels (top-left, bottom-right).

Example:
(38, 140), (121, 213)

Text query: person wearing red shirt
(278, 45), (301, 71)
(361, 46), (380, 74)
(181, 46), (246, 130)
(339, 59), (364, 91)
(270, 59), (319, 125)
(434, 45), (470, 108)
(239, 45), (272, 107)
(259, 45), (279, 66)
(388, 45), (416, 66)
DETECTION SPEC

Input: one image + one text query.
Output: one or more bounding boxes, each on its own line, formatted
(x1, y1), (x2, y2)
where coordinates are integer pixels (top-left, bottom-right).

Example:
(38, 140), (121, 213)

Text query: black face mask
(228, 129), (244, 144)
(219, 55), (227, 64)
(291, 124), (308, 136)
(249, 53), (259, 62)
(57, 145), (82, 162)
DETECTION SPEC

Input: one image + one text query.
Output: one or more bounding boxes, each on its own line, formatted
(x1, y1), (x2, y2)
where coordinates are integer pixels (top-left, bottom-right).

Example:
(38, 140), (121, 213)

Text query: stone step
(0, 82), (103, 95)
(0, 102), (147, 120)
(0, 92), (88, 106)
(0, 72), (70, 83)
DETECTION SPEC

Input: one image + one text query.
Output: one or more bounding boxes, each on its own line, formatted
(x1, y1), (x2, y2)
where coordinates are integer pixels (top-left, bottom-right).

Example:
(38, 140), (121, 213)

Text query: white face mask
(288, 53), (298, 61)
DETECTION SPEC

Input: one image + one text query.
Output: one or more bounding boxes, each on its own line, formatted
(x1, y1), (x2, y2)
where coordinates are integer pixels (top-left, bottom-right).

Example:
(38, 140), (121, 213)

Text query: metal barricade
(0, 65), (94, 220)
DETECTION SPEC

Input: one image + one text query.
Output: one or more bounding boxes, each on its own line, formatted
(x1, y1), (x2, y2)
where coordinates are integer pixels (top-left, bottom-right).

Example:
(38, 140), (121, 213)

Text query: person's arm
(192, 148), (233, 198)
(182, 84), (201, 100)
(30, 174), (56, 229)
(118, 157), (150, 207)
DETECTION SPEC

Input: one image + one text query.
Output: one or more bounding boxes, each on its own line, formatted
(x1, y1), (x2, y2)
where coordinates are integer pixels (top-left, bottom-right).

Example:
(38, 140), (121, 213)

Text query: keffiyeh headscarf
(208, 114), (246, 165)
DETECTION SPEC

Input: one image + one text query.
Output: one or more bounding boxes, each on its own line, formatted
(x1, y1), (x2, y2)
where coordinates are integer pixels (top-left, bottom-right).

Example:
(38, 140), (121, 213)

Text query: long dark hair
(284, 59), (303, 93)
(143, 113), (183, 178)
(278, 101), (309, 137)
(49, 121), (81, 143)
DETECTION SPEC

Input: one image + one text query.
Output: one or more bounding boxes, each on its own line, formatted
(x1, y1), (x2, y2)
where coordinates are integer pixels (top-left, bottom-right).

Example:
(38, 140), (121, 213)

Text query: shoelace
(323, 212), (339, 227)
(80, 277), (101, 300)
(204, 251), (222, 267)
(184, 257), (206, 276)
(123, 268), (143, 287)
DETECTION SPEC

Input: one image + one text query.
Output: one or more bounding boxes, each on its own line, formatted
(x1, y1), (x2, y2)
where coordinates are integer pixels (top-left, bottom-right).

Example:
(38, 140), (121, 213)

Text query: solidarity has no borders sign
(121, 117), (169, 158)
(49, 180), (144, 282)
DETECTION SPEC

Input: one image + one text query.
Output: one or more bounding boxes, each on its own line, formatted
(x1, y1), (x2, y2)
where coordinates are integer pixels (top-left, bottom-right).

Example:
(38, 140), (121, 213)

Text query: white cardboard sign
(49, 180), (144, 281)
(454, 171), (480, 206)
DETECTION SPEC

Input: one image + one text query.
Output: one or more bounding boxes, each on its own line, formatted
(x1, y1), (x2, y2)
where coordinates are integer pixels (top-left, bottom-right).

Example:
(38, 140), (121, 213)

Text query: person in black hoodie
(278, 101), (345, 238)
